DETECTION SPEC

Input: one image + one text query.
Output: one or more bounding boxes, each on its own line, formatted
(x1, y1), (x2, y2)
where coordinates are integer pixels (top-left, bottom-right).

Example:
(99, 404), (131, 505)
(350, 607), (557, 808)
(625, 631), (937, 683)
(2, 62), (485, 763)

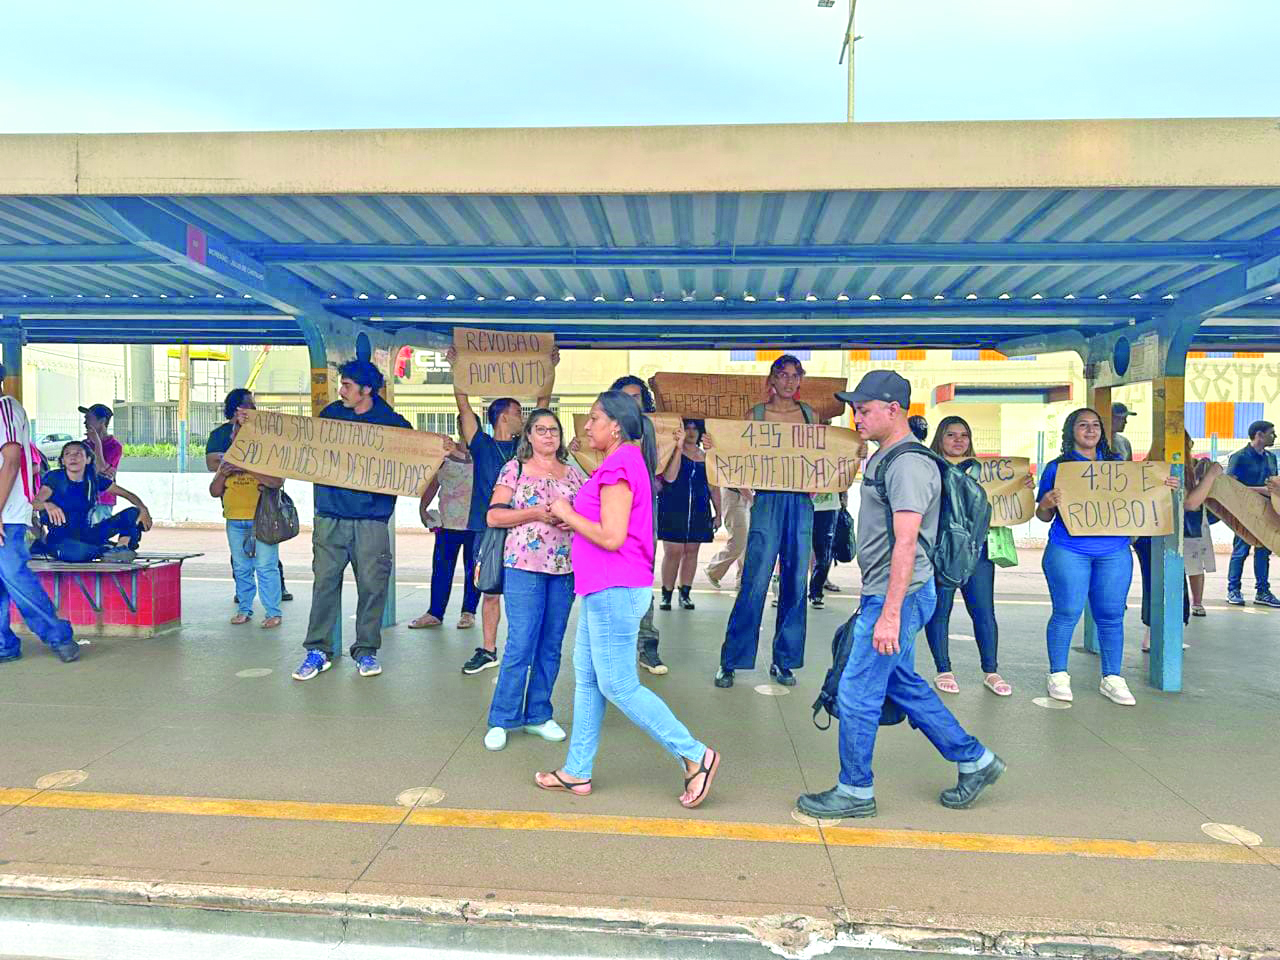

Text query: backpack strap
(872, 442), (942, 553)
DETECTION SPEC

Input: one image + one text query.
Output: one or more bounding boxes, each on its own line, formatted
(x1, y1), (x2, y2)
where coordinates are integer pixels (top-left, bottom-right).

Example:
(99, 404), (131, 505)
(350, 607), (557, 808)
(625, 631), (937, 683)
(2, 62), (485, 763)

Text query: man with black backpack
(798, 371), (1004, 820)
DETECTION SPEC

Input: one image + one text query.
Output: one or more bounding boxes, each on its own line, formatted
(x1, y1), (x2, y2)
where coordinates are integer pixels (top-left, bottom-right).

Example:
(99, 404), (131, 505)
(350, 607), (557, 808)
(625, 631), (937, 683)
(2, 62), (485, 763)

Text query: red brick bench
(11, 552), (202, 639)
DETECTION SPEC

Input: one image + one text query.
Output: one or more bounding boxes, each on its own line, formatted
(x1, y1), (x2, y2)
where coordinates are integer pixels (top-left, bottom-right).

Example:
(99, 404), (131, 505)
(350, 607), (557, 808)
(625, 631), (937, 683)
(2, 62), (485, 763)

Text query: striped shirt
(0, 396), (35, 525)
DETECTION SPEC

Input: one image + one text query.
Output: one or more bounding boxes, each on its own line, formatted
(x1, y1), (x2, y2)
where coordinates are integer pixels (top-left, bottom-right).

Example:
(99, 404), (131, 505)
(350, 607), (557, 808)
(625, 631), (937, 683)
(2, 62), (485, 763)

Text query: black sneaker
(281, 590), (294, 602)
(769, 663), (796, 687)
(823, 582), (841, 593)
(796, 787), (876, 819)
(810, 595), (825, 609)
(639, 649), (668, 676)
(52, 643), (80, 663)
(714, 667), (734, 688)
(1227, 590), (1245, 606)
(1255, 592), (1280, 608)
(461, 647), (498, 675)
(940, 755), (1006, 809)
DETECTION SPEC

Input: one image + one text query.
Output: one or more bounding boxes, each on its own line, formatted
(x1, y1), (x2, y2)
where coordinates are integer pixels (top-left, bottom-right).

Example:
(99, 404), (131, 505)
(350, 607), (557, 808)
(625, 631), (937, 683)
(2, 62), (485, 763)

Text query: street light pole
(839, 0), (858, 122)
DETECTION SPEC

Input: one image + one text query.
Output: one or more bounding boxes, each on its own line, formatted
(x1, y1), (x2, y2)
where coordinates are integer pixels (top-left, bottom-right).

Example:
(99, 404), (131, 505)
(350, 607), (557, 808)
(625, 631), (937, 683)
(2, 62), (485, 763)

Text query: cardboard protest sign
(650, 372), (847, 422)
(1207, 474), (1280, 554)
(968, 456), (1034, 528)
(570, 413), (682, 476)
(223, 410), (448, 498)
(1055, 459), (1173, 537)
(703, 419), (863, 493)
(452, 327), (555, 398)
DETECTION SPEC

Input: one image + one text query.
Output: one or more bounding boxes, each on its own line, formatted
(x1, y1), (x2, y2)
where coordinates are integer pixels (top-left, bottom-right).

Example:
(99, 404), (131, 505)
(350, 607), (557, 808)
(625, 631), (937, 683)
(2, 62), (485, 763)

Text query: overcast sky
(3, 0), (1276, 133)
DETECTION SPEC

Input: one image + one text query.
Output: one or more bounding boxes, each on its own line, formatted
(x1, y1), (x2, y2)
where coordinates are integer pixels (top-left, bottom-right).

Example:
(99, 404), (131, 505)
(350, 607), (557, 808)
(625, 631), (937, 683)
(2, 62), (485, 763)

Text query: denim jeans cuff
(958, 748), (994, 774)
(836, 782), (874, 800)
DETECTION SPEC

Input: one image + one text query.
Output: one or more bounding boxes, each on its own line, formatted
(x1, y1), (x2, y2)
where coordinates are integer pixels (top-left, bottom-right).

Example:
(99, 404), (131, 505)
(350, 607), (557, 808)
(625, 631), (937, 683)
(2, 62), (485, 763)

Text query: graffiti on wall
(1188, 361), (1280, 404)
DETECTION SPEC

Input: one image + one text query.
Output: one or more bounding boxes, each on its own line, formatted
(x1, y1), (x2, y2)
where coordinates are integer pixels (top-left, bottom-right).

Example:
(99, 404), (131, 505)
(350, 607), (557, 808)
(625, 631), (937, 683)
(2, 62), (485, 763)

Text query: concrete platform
(1, 530), (1278, 959)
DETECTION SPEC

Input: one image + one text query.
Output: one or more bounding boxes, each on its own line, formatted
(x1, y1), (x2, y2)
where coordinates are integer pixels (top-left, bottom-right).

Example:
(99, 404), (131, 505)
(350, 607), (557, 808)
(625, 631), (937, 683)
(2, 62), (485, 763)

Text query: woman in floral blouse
(482, 408), (586, 751)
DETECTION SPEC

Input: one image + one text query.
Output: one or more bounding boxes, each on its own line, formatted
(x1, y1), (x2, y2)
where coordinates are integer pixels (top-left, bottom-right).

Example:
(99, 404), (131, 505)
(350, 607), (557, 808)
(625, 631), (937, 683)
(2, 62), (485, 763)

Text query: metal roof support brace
(77, 198), (397, 414)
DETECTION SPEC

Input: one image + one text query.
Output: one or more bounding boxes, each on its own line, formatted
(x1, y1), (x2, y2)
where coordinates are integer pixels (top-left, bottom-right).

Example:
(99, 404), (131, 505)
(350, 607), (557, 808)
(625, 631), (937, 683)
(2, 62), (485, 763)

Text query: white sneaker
(705, 569), (722, 589)
(524, 719), (567, 742)
(483, 726), (508, 751)
(1100, 675), (1136, 706)
(1047, 671), (1073, 702)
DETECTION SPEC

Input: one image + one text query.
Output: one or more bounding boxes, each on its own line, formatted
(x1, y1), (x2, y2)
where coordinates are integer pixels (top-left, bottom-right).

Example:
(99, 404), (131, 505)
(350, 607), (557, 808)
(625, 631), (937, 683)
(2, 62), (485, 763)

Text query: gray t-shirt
(1111, 432), (1133, 462)
(857, 436), (941, 595)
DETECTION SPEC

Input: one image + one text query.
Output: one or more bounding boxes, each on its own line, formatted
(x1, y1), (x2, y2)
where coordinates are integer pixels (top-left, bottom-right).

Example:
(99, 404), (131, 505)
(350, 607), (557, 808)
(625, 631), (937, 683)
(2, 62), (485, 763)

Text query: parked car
(36, 432), (74, 459)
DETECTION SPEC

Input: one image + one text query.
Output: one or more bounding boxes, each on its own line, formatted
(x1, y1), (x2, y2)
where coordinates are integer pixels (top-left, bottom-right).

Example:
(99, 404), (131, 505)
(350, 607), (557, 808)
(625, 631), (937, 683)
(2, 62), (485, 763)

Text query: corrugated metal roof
(0, 188), (1277, 350)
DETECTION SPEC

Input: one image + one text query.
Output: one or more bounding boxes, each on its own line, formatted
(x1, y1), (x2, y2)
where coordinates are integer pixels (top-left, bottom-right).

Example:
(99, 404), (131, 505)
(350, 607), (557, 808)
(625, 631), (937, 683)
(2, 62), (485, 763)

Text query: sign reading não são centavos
(222, 411), (448, 497)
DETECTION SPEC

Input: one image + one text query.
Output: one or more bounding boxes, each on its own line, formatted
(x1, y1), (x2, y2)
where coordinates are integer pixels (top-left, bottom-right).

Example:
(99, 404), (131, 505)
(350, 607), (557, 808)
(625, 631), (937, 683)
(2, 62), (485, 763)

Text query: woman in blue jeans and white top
(536, 390), (721, 808)
(1036, 407), (1179, 706)
(923, 416), (1030, 698)
(483, 409), (586, 751)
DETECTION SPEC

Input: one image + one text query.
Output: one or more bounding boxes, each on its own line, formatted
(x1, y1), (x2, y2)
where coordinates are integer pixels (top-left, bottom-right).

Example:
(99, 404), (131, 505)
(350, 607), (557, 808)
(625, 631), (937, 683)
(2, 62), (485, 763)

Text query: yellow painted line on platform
(3, 785), (1275, 866)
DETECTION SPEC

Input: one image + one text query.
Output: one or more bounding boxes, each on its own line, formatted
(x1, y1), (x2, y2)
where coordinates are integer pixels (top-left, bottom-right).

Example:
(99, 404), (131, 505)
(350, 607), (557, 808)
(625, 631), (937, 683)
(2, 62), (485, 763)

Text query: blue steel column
(1148, 335), (1191, 692)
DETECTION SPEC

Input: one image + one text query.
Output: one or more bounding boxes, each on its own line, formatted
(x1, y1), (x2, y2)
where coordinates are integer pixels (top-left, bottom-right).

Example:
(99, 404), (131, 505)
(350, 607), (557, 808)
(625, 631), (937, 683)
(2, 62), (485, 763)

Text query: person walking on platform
(1225, 420), (1278, 608)
(482, 409), (585, 751)
(609, 375), (682, 675)
(207, 390), (293, 605)
(1035, 408), (1178, 705)
(657, 418), (720, 612)
(1136, 434), (1222, 648)
(292, 360), (434, 681)
(704, 484), (748, 591)
(0, 365), (78, 664)
(798, 371), (1003, 820)
(714, 354), (815, 689)
(535, 390), (720, 807)
(445, 346), (557, 675)
(409, 439), (479, 630)
(207, 396), (285, 629)
(1110, 403), (1135, 461)
(922, 416), (1028, 697)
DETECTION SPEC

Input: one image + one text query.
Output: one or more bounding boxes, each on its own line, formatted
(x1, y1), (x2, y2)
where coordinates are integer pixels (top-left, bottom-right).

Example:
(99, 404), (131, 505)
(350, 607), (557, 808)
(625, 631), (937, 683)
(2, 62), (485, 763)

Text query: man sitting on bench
(32, 441), (153, 563)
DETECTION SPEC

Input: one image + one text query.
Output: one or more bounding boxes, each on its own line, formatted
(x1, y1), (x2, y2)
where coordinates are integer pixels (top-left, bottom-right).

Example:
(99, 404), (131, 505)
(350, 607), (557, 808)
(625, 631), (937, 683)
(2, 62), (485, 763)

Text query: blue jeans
(924, 551), (999, 674)
(227, 520), (282, 618)
(837, 581), (986, 793)
(564, 586), (706, 780)
(44, 507), (144, 562)
(429, 529), (479, 618)
(721, 492), (813, 671)
(0, 523), (74, 657)
(1227, 536), (1271, 595)
(1042, 542), (1132, 677)
(488, 568), (574, 730)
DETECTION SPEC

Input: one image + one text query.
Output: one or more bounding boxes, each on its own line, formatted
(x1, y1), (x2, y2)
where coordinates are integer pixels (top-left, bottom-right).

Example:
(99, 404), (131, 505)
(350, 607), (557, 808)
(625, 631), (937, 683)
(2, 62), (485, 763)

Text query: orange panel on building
(979, 350), (1006, 361)
(1204, 402), (1234, 438)
(898, 349), (927, 362)
(908, 403), (926, 418)
(848, 350), (870, 362)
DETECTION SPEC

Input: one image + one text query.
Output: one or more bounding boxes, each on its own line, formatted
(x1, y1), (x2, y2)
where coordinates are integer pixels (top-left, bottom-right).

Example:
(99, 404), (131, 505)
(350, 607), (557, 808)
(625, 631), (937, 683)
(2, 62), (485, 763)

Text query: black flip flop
(535, 770), (591, 796)
(681, 748), (721, 809)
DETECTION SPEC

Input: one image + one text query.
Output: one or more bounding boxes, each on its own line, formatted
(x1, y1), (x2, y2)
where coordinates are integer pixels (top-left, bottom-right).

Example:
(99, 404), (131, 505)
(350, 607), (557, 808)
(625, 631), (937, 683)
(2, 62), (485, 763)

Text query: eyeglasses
(532, 426), (561, 437)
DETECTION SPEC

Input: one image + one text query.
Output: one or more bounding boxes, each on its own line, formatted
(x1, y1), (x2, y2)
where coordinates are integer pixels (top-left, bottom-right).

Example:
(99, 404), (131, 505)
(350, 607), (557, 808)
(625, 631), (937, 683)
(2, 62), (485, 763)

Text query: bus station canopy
(1, 117), (1278, 353)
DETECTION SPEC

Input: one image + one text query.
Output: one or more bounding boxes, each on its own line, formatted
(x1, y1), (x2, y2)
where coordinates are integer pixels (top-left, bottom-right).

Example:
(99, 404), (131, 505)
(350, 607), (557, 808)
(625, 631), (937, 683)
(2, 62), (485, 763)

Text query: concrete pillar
(128, 345), (155, 402)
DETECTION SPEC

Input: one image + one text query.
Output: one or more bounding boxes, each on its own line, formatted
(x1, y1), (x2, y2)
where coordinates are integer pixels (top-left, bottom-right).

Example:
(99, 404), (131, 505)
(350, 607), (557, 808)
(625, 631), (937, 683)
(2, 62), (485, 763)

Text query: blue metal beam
(243, 241), (1275, 269)
(0, 244), (164, 266)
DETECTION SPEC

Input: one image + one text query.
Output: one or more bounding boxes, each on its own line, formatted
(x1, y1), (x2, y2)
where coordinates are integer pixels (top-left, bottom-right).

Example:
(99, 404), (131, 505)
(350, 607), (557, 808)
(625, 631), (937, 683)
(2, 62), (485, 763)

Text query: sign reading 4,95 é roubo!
(1055, 460), (1173, 537)
(704, 419), (863, 493)
(972, 456), (1034, 528)
(452, 327), (555, 398)
(222, 411), (448, 498)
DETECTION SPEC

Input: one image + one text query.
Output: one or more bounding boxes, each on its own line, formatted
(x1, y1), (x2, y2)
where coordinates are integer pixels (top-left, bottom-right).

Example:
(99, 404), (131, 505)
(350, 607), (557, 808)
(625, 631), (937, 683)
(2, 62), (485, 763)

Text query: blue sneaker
(291, 650), (331, 681)
(0, 647), (21, 663)
(356, 655), (382, 677)
(52, 643), (80, 663)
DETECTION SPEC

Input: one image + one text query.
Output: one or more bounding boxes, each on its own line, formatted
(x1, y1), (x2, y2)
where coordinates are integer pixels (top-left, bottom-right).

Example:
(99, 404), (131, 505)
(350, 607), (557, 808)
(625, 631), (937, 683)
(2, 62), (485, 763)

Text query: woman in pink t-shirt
(536, 390), (721, 808)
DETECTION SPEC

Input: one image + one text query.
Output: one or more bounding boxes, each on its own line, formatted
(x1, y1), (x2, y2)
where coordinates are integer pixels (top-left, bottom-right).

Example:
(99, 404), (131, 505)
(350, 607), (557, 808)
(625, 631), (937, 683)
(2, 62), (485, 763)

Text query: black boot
(678, 585), (695, 610)
(659, 588), (673, 611)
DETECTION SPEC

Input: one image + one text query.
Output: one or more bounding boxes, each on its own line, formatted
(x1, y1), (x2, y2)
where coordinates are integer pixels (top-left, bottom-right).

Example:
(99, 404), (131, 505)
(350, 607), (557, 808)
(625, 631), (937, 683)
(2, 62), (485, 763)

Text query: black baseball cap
(78, 404), (113, 421)
(836, 370), (911, 409)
